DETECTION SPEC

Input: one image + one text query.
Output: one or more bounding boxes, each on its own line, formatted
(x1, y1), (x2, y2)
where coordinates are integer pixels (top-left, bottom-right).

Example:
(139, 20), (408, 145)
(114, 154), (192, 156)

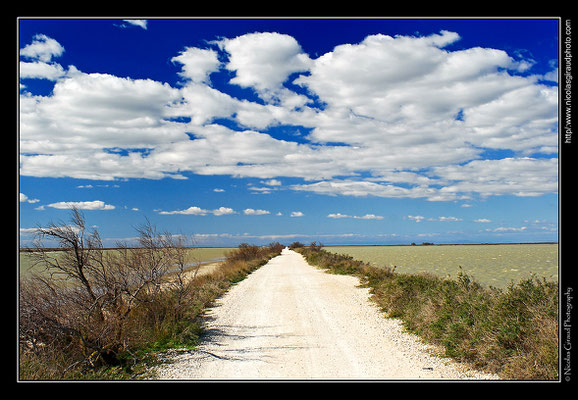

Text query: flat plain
(18, 247), (235, 278)
(324, 243), (558, 288)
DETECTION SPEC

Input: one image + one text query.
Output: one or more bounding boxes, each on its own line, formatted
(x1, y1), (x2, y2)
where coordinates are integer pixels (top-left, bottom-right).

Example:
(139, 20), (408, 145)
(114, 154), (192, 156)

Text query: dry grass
(297, 244), (559, 380)
(18, 209), (284, 380)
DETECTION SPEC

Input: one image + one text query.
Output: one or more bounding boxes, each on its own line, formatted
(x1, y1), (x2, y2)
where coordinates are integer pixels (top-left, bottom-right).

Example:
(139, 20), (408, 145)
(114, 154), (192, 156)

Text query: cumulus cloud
(46, 200), (115, 210)
(327, 213), (350, 218)
(20, 34), (64, 62)
(160, 206), (273, 216)
(159, 205), (236, 216)
(261, 179), (282, 186)
(243, 208), (270, 215)
(328, 213), (383, 220)
(486, 226), (527, 232)
(20, 72), (185, 180)
(292, 180), (436, 199)
(159, 206), (209, 215)
(430, 157), (558, 198)
(408, 215), (425, 223)
(21, 72), (182, 149)
(172, 47), (221, 83)
(122, 20), (148, 30)
(20, 61), (66, 81)
(20, 227), (40, 236)
(20, 193), (39, 203)
(428, 216), (462, 222)
(212, 206), (236, 216)
(217, 32), (312, 101)
(19, 30), (558, 202)
(290, 211), (304, 217)
(295, 31), (556, 158)
(19, 34), (70, 81)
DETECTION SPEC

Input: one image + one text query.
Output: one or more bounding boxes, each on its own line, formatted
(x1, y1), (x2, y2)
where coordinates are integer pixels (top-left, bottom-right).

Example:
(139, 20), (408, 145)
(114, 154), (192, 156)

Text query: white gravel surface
(153, 248), (499, 380)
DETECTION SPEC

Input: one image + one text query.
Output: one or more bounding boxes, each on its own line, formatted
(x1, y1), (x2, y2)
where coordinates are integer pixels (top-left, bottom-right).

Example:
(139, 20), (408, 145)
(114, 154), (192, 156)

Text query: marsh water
(18, 247), (235, 278)
(325, 243), (558, 288)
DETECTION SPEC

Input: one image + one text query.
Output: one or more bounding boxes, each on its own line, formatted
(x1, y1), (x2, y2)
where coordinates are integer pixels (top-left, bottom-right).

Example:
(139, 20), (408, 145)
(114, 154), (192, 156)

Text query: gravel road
(153, 248), (499, 380)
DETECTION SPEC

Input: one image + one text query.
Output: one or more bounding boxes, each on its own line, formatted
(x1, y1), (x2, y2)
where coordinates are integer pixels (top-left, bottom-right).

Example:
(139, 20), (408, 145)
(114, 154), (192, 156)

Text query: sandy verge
(153, 248), (499, 380)
(182, 261), (222, 280)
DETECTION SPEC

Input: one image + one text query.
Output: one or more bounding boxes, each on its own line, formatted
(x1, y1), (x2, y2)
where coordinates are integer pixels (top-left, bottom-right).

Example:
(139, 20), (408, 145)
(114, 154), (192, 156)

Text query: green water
(325, 244), (558, 288)
(19, 247), (235, 278)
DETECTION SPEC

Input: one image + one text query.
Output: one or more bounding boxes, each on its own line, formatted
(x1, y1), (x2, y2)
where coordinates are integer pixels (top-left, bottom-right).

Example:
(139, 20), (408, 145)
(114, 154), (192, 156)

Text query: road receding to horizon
(153, 248), (499, 380)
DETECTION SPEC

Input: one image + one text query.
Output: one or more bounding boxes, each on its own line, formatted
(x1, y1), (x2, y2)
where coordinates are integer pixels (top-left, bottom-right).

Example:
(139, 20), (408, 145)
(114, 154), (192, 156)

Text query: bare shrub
(20, 213), (284, 379)
(19, 208), (193, 376)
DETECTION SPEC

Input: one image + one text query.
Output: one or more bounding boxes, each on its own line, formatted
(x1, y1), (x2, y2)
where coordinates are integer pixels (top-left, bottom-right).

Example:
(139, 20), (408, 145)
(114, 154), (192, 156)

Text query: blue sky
(19, 18), (559, 247)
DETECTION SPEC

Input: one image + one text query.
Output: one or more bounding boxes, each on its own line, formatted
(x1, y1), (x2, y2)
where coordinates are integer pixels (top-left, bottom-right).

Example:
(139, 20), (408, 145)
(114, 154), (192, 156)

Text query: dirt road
(154, 248), (498, 380)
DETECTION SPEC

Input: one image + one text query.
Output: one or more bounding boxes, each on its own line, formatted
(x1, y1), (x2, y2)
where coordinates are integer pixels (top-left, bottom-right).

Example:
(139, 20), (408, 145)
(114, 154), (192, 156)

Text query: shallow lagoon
(19, 247), (235, 278)
(325, 243), (558, 288)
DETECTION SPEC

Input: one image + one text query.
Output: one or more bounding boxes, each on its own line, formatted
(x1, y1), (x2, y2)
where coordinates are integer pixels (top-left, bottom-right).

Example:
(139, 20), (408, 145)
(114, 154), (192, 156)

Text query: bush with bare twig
(19, 208), (284, 380)
(19, 208), (194, 378)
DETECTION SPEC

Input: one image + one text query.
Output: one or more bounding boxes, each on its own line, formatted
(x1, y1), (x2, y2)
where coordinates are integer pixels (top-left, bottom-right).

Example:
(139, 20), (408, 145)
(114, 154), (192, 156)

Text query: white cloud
(20, 227), (39, 235)
(431, 157), (558, 198)
(172, 47), (221, 83)
(217, 32), (312, 101)
(328, 213), (350, 219)
(428, 216), (462, 222)
(19, 35), (70, 82)
(20, 34), (64, 62)
(212, 206), (236, 216)
(159, 206), (208, 215)
(46, 200), (115, 210)
(21, 72), (182, 149)
(462, 85), (558, 154)
(408, 215), (462, 222)
(292, 180), (439, 199)
(20, 61), (66, 81)
(486, 226), (527, 232)
(159, 205), (235, 216)
(19, 30), (558, 203)
(169, 82), (239, 126)
(122, 20), (148, 30)
(295, 31), (556, 160)
(290, 211), (304, 217)
(20, 193), (39, 203)
(261, 179), (282, 186)
(328, 212), (383, 220)
(356, 214), (383, 220)
(248, 187), (272, 194)
(542, 66), (558, 83)
(243, 208), (270, 215)
(474, 218), (492, 223)
(20, 72), (185, 180)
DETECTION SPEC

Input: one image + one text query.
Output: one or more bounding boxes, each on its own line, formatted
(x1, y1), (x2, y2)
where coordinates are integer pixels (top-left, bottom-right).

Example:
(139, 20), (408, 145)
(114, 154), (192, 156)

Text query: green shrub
(19, 209), (283, 380)
(297, 247), (559, 380)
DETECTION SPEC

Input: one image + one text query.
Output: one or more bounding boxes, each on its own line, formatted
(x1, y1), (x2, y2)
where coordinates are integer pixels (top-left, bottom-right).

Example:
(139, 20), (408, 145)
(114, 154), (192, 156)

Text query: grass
(19, 235), (284, 380)
(296, 244), (559, 380)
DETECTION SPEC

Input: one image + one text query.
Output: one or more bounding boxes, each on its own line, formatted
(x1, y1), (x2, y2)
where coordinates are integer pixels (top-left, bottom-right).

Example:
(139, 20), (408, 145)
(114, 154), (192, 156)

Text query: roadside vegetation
(294, 242), (559, 380)
(19, 208), (284, 380)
